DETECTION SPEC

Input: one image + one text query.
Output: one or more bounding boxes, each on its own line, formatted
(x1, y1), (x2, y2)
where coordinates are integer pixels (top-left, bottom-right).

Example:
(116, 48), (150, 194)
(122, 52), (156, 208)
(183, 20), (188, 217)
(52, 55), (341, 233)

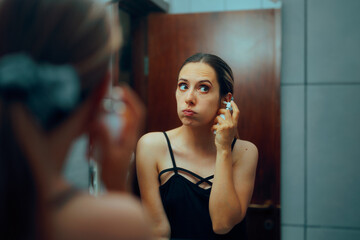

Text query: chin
(179, 116), (198, 127)
(182, 122), (198, 127)
(178, 113), (214, 127)
(181, 119), (196, 126)
(180, 117), (209, 128)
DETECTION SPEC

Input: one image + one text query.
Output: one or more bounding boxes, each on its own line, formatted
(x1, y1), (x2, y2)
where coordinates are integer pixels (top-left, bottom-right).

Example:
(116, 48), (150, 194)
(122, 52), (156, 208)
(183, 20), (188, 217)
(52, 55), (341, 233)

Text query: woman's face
(176, 62), (221, 127)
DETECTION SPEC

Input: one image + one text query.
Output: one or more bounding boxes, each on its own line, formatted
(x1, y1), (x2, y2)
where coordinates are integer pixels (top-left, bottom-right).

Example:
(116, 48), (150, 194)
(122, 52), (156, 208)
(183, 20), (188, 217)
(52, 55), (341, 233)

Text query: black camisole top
(159, 132), (247, 240)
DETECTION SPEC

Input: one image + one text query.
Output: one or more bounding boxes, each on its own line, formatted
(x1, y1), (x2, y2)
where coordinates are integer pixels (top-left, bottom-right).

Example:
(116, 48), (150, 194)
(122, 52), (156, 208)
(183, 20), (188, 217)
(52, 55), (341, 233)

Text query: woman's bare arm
(136, 132), (171, 240)
(210, 101), (258, 234)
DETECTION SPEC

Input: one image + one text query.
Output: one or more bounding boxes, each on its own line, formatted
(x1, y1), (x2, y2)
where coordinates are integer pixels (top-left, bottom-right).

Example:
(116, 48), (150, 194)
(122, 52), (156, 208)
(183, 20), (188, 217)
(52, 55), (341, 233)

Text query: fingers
(117, 85), (145, 122)
(88, 85), (145, 159)
(213, 100), (240, 140)
(116, 85), (145, 142)
(230, 100), (240, 122)
(89, 118), (111, 154)
(211, 124), (218, 133)
(217, 108), (232, 120)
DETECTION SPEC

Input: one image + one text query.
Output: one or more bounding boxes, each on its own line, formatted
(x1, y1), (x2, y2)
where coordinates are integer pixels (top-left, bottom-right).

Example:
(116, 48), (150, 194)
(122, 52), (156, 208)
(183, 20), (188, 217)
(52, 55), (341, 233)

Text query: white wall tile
(280, 0), (305, 84)
(307, 0), (360, 83)
(281, 86), (305, 224)
(225, 0), (262, 11)
(307, 85), (360, 228)
(262, 0), (282, 9)
(63, 135), (89, 189)
(190, 0), (225, 13)
(307, 227), (360, 240)
(282, 225), (305, 240)
(169, 0), (191, 14)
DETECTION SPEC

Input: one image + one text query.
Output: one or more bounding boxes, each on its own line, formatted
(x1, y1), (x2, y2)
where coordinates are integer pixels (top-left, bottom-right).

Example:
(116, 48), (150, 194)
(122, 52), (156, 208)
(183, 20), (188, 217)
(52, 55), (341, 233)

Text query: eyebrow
(178, 78), (213, 86)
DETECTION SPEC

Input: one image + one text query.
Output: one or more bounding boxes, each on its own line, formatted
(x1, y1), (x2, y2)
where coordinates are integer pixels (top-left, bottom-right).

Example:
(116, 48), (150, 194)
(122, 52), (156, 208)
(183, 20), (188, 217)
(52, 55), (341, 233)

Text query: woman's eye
(199, 85), (210, 93)
(179, 83), (188, 91)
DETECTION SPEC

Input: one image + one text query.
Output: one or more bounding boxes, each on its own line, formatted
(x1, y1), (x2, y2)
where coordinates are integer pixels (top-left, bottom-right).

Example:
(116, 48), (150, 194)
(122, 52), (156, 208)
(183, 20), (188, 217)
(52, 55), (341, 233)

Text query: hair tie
(0, 53), (80, 130)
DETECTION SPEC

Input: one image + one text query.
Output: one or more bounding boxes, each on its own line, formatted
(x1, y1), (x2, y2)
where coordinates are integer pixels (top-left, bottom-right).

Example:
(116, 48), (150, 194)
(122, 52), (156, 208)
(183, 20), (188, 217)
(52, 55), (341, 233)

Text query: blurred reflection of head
(0, 0), (120, 239)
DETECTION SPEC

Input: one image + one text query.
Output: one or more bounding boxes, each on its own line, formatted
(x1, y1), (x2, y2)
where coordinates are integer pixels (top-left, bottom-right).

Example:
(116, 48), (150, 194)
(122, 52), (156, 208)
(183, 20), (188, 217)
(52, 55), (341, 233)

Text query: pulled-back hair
(179, 53), (234, 98)
(0, 0), (120, 239)
(0, 0), (120, 92)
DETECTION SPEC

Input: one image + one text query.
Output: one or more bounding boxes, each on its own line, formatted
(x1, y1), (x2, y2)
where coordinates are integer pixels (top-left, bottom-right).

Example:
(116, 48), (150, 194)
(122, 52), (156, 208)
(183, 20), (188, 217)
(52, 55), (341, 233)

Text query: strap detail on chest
(163, 132), (178, 173)
(160, 132), (237, 186)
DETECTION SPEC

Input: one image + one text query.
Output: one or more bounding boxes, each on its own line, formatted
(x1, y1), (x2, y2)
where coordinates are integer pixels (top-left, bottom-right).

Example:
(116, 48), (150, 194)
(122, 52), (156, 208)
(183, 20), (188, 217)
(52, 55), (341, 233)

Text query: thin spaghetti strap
(231, 138), (237, 150)
(196, 175), (214, 186)
(158, 168), (176, 182)
(163, 132), (178, 173)
(176, 167), (208, 183)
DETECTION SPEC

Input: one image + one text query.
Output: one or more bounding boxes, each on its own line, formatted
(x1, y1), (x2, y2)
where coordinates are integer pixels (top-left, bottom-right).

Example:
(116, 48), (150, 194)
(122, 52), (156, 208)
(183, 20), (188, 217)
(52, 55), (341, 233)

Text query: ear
(220, 92), (233, 106)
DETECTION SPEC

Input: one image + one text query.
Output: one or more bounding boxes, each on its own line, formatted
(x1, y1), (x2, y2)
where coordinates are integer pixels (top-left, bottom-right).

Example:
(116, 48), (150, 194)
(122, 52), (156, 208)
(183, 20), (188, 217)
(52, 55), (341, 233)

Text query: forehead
(178, 62), (217, 83)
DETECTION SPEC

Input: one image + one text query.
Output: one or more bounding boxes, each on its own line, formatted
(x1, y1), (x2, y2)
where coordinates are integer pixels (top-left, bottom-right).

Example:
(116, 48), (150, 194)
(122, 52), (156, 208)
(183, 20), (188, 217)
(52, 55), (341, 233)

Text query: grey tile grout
(282, 224), (360, 231)
(306, 225), (360, 231)
(282, 223), (305, 227)
(304, 0), (308, 239)
(281, 82), (360, 86)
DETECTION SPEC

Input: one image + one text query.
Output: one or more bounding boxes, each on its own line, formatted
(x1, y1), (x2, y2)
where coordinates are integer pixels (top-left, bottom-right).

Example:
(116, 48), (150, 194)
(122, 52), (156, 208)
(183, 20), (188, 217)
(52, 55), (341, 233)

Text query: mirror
(107, 2), (281, 239)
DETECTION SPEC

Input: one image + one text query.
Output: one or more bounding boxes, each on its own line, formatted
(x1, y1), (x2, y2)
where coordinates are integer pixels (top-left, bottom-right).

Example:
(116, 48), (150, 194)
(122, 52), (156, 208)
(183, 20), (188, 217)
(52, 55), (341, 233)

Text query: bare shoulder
(136, 131), (168, 164)
(137, 131), (167, 149)
(232, 139), (258, 166)
(53, 193), (150, 240)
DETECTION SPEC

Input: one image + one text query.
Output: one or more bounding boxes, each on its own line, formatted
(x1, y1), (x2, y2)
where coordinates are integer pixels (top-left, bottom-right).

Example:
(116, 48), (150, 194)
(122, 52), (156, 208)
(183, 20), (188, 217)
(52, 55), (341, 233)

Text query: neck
(178, 123), (216, 152)
(12, 103), (77, 198)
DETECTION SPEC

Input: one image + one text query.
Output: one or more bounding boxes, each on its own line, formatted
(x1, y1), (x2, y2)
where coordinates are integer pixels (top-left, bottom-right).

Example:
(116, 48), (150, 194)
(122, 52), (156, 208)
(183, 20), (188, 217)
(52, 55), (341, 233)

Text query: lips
(183, 109), (196, 116)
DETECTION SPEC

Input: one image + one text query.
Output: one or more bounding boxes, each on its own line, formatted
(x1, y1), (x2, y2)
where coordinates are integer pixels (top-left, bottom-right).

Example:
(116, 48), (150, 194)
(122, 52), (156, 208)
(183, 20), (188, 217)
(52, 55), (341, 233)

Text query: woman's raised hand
(211, 100), (240, 150)
(89, 85), (145, 191)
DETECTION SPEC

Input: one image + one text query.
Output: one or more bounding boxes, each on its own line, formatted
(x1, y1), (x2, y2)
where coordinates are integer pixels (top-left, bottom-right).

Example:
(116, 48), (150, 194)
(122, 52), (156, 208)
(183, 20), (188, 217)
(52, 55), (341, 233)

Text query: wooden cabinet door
(138, 9), (281, 239)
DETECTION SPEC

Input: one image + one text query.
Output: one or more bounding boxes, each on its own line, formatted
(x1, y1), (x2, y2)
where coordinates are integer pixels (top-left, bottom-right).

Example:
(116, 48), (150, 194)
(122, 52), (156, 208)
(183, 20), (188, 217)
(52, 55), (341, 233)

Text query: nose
(185, 88), (196, 106)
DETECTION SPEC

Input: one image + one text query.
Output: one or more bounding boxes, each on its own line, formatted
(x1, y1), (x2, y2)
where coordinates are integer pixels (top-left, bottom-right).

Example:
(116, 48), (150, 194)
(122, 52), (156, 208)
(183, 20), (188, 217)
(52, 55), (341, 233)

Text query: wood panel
(131, 16), (148, 104)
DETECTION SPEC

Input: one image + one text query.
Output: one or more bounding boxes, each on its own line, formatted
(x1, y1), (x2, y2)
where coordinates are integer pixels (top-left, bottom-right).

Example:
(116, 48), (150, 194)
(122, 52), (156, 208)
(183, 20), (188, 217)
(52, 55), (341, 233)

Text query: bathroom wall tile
(307, 85), (360, 228)
(262, 0), (282, 9)
(63, 135), (89, 189)
(307, 227), (360, 240)
(169, 0), (191, 14)
(190, 0), (225, 13)
(225, 0), (262, 11)
(280, 0), (305, 84)
(282, 225), (305, 240)
(281, 86), (305, 224)
(307, 0), (360, 83)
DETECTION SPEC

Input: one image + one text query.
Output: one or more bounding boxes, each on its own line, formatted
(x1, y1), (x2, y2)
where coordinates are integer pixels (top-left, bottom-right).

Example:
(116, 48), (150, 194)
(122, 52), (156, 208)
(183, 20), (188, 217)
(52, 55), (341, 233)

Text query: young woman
(136, 53), (258, 239)
(0, 0), (150, 239)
